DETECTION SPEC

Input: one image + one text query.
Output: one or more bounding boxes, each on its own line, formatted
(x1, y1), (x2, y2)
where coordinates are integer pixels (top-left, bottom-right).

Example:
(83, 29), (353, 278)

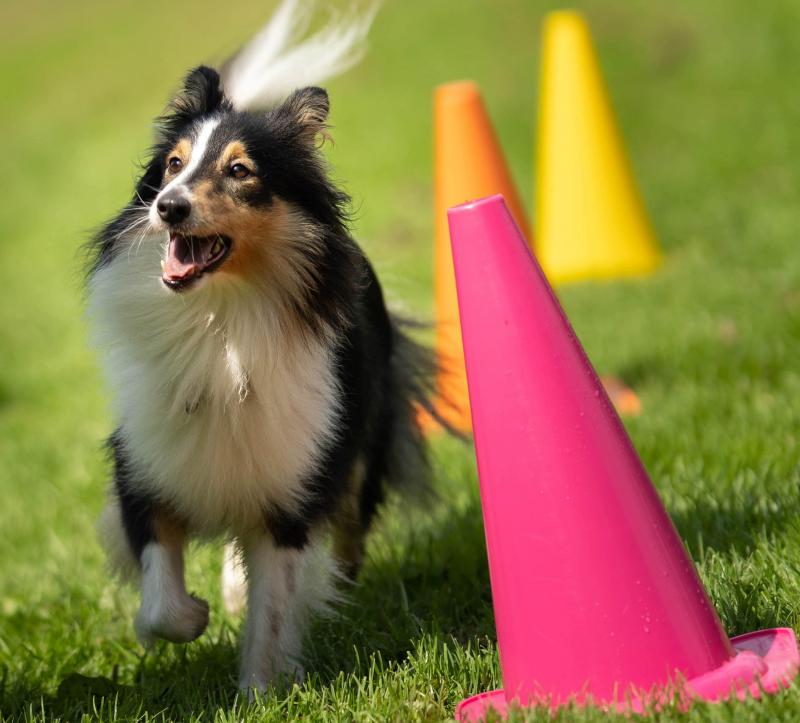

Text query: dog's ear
(275, 87), (331, 145)
(171, 66), (226, 119)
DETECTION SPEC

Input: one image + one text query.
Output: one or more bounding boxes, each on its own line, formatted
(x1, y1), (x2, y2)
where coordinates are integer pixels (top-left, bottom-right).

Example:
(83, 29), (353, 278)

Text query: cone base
(455, 628), (799, 720)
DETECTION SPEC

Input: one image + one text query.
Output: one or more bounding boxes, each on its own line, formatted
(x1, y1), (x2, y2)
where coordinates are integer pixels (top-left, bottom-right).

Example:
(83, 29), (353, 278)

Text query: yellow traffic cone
(535, 10), (661, 284)
(422, 81), (531, 434)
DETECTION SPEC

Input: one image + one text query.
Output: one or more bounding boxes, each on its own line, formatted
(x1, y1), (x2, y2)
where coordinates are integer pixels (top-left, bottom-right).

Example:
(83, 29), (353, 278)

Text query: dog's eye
(167, 157), (183, 174)
(230, 163), (251, 179)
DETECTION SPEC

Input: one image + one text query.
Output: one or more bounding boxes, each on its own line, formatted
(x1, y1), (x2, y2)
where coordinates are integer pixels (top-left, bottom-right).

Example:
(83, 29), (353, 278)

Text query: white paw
(135, 592), (209, 645)
(238, 672), (267, 700)
(238, 662), (305, 697)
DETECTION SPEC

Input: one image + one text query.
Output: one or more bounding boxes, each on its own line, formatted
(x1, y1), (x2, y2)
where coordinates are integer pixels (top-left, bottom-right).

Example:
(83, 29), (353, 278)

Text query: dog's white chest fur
(88, 238), (340, 534)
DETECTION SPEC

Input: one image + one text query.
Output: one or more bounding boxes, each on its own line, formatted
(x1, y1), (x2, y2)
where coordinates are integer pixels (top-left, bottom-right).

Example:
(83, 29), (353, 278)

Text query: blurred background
(2, 0), (800, 719)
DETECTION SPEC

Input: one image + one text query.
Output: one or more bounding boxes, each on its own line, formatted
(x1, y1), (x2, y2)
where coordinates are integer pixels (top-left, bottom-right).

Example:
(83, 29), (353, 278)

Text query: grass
(2, 0), (800, 720)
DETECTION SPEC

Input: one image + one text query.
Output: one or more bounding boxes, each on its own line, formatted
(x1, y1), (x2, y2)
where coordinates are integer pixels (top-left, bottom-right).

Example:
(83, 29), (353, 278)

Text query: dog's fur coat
(87, 0), (437, 691)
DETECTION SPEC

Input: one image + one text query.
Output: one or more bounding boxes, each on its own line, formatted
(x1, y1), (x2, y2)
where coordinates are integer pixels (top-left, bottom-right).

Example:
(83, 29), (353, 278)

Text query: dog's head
(142, 66), (344, 294)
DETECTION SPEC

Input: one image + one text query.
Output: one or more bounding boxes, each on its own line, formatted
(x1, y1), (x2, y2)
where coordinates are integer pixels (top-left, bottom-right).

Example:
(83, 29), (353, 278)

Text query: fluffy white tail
(221, 0), (378, 111)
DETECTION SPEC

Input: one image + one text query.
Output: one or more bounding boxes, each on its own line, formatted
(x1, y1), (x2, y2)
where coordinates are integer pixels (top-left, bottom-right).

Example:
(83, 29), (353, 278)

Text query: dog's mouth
(161, 232), (232, 291)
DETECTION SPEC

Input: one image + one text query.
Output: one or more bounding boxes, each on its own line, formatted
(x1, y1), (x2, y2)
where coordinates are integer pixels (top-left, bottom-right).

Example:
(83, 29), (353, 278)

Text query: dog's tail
(384, 318), (465, 498)
(220, 0), (378, 111)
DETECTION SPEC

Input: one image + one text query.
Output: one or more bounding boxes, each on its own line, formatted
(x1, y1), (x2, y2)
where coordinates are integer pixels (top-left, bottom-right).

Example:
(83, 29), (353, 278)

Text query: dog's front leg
(238, 533), (309, 693)
(133, 514), (209, 645)
(107, 435), (209, 645)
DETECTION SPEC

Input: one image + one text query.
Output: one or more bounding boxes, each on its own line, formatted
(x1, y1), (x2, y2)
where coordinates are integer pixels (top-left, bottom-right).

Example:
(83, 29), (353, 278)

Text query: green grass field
(3, 0), (800, 720)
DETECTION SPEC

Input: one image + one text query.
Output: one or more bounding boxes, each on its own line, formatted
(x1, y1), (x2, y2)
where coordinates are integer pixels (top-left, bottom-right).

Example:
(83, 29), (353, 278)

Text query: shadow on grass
(615, 340), (800, 557)
(669, 482), (800, 560)
(1, 496), (493, 719)
(308, 493), (493, 684)
(1, 635), (242, 720)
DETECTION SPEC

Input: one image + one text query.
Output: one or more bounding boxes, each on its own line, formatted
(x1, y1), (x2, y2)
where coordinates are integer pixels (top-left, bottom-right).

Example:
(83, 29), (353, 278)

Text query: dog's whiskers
(114, 215), (152, 263)
(123, 224), (148, 259)
(133, 224), (154, 259)
(134, 190), (152, 208)
(112, 213), (149, 242)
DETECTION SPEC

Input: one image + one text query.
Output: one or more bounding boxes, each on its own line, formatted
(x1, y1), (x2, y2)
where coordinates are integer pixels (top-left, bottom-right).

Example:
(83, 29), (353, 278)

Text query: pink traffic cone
(449, 194), (798, 720)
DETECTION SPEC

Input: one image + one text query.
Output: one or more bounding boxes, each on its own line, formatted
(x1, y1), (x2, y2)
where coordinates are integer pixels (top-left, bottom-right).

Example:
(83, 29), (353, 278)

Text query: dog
(86, 0), (440, 691)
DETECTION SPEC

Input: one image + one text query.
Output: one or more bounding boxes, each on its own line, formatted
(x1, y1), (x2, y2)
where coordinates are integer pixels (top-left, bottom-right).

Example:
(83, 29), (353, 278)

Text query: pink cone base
(456, 628), (799, 720)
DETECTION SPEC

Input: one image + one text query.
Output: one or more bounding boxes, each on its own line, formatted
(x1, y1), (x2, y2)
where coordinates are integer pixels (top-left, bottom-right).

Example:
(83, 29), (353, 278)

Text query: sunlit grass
(2, 0), (800, 720)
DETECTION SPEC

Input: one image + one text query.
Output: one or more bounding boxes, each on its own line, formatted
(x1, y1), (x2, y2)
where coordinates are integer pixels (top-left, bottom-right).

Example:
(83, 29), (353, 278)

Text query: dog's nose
(157, 194), (191, 224)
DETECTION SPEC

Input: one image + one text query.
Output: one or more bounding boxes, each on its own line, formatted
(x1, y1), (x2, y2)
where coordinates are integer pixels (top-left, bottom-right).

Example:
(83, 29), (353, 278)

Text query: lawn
(2, 0), (800, 720)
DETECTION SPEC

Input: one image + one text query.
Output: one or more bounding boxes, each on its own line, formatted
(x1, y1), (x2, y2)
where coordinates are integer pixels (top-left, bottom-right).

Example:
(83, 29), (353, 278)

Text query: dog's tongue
(163, 233), (215, 280)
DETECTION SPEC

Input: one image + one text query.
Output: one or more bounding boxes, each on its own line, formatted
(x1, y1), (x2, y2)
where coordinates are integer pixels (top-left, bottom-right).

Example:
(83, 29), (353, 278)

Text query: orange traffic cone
(425, 81), (530, 433)
(535, 11), (661, 283)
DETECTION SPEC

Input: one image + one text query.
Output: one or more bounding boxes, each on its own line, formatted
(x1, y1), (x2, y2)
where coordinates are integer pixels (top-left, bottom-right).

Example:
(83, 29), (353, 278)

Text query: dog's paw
(238, 673), (266, 701)
(238, 663), (305, 699)
(135, 592), (209, 646)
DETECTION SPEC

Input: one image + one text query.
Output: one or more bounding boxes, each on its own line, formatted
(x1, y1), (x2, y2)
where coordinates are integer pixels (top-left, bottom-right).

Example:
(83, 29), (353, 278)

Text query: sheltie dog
(86, 0), (440, 691)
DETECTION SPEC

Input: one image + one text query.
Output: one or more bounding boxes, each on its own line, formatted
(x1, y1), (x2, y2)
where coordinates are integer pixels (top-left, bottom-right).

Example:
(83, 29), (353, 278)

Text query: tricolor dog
(87, 0), (441, 691)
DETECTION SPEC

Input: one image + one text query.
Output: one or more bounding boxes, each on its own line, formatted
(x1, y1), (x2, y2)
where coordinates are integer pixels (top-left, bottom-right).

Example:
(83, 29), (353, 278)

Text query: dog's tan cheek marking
(221, 204), (284, 279)
(185, 178), (274, 280)
(227, 200), (325, 312)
